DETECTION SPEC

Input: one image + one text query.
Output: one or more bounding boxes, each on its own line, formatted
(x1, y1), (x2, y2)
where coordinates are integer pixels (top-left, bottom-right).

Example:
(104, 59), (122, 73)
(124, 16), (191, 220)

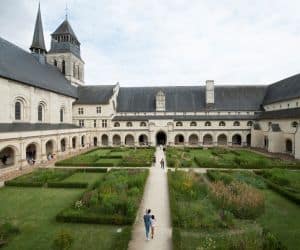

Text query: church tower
(30, 3), (47, 63)
(46, 15), (84, 86)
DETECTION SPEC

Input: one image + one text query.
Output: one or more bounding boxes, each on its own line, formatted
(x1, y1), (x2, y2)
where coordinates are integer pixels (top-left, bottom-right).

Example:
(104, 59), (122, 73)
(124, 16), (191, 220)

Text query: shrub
(206, 170), (233, 185)
(209, 181), (265, 219)
(52, 230), (73, 250)
(47, 182), (88, 189)
(181, 160), (192, 168)
(262, 228), (287, 250)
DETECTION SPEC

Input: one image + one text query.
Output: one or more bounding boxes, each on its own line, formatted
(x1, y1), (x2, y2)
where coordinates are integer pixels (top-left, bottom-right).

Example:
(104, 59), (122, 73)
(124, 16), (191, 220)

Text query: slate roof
(0, 123), (79, 133)
(52, 19), (79, 42)
(30, 4), (46, 52)
(116, 86), (267, 112)
(112, 115), (256, 121)
(263, 74), (300, 105)
(0, 37), (77, 98)
(258, 108), (300, 120)
(75, 85), (115, 104)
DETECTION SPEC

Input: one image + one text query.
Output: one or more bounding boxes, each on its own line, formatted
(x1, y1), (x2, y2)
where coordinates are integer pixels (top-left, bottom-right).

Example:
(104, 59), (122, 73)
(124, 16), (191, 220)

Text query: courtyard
(0, 146), (299, 250)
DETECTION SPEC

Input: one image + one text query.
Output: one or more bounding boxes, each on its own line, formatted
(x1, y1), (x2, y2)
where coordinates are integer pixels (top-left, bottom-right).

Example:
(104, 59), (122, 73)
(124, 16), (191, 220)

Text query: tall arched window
(60, 108), (64, 122)
(62, 60), (66, 75)
(38, 104), (43, 122)
(15, 101), (21, 120)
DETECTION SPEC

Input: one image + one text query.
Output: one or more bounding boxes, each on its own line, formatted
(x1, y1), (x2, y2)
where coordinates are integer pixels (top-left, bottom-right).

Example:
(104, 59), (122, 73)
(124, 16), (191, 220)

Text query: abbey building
(1, 5), (300, 173)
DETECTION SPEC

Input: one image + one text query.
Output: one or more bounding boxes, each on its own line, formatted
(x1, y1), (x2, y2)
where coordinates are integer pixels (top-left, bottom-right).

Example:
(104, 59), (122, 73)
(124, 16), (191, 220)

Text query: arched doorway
(0, 147), (15, 168)
(217, 134), (227, 146)
(175, 134), (184, 145)
(139, 134), (148, 146)
(203, 134), (213, 145)
(246, 134), (251, 147)
(156, 131), (167, 145)
(188, 134), (198, 145)
(232, 134), (242, 146)
(61, 138), (66, 152)
(286, 139), (293, 153)
(26, 143), (37, 165)
(45, 140), (54, 160)
(72, 137), (77, 149)
(264, 136), (269, 149)
(93, 137), (98, 146)
(112, 135), (121, 146)
(125, 134), (134, 146)
(101, 134), (108, 146)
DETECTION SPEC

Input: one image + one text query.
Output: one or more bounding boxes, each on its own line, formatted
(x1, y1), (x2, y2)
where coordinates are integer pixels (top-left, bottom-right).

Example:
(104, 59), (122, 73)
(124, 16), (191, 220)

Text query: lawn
(56, 147), (155, 167)
(166, 147), (299, 169)
(0, 186), (129, 250)
(206, 170), (300, 249)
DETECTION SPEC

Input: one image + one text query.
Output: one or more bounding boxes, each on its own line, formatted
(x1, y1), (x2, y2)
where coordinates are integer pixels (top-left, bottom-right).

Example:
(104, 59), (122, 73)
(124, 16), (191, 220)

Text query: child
(150, 215), (156, 239)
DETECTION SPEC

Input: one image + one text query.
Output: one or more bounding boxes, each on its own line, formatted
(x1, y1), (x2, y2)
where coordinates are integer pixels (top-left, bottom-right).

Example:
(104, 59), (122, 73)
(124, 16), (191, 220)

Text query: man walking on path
(143, 209), (152, 240)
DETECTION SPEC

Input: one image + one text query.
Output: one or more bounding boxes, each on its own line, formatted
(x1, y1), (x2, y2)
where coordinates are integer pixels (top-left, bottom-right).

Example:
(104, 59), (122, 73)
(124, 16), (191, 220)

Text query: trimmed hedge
(77, 168), (108, 173)
(4, 181), (43, 187)
(47, 182), (88, 189)
(56, 210), (133, 225)
(99, 155), (123, 159)
(172, 228), (182, 250)
(56, 162), (115, 167)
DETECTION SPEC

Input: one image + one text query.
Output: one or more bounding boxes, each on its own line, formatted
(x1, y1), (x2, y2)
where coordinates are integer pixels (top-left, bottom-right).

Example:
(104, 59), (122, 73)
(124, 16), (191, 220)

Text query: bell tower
(46, 15), (84, 86)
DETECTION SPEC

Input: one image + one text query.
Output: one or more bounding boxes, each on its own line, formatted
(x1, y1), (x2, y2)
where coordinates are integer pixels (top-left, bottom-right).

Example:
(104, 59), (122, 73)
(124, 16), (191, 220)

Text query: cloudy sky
(1, 0), (300, 86)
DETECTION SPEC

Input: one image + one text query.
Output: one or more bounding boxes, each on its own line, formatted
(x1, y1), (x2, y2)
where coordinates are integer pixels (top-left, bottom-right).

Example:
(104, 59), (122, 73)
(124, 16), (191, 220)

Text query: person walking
(150, 215), (156, 239)
(160, 158), (164, 169)
(143, 209), (152, 241)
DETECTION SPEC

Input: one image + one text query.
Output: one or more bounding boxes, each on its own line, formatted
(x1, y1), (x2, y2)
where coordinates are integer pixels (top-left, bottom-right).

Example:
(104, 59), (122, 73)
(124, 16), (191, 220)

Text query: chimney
(206, 80), (215, 107)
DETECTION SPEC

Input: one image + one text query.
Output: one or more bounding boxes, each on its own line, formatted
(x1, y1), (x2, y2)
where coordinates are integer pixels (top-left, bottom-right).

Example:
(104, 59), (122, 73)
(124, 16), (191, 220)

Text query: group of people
(143, 209), (156, 241)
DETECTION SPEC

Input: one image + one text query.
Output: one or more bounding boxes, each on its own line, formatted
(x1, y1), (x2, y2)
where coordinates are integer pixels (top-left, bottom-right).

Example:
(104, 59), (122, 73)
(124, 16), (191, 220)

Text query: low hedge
(47, 182), (88, 189)
(56, 210), (133, 225)
(77, 168), (108, 173)
(99, 155), (123, 159)
(4, 181), (43, 187)
(56, 162), (115, 167)
(120, 162), (150, 167)
(172, 228), (182, 250)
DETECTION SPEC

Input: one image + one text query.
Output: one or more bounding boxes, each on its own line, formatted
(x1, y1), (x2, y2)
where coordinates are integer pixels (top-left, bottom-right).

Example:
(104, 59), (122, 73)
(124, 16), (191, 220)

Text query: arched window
(233, 121), (240, 126)
(38, 104), (43, 122)
(140, 122), (147, 127)
(15, 101), (21, 120)
(190, 121), (197, 127)
(114, 122), (120, 127)
(54, 60), (57, 67)
(60, 108), (64, 122)
(126, 122), (132, 127)
(219, 121), (225, 126)
(62, 60), (66, 75)
(291, 121), (298, 128)
(205, 121), (211, 127)
(176, 121), (183, 127)
(247, 121), (253, 127)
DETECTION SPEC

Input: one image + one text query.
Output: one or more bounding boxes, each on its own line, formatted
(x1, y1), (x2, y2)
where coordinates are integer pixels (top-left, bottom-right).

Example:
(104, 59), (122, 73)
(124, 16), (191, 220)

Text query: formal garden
(0, 168), (148, 250)
(166, 147), (300, 169)
(169, 169), (300, 250)
(56, 147), (155, 167)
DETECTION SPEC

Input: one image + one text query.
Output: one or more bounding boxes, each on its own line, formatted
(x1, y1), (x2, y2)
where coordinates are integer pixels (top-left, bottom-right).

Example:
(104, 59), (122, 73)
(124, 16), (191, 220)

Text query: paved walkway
(128, 146), (172, 250)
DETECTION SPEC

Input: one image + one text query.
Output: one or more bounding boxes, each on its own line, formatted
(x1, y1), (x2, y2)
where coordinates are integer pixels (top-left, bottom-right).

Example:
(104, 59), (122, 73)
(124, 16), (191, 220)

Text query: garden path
(128, 146), (172, 250)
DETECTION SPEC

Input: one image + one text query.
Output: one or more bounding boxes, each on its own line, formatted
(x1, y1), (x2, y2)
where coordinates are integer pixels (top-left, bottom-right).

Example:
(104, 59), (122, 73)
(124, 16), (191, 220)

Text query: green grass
(56, 147), (155, 167)
(62, 173), (104, 187)
(0, 187), (126, 250)
(167, 147), (299, 169)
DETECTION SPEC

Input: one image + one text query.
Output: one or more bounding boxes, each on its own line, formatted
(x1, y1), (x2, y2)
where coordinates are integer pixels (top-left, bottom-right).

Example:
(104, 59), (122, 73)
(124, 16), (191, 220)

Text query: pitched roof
(30, 4), (46, 52)
(0, 123), (79, 133)
(0, 37), (77, 98)
(258, 108), (300, 120)
(75, 85), (115, 104)
(263, 74), (300, 105)
(52, 19), (79, 42)
(116, 86), (267, 112)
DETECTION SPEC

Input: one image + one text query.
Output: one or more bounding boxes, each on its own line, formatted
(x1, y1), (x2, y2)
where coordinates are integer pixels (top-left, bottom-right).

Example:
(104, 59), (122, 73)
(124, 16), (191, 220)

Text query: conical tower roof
(30, 3), (46, 53)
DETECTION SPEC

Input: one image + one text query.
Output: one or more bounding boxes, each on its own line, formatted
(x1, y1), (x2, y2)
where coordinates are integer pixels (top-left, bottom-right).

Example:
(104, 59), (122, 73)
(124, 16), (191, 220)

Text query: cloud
(1, 0), (300, 86)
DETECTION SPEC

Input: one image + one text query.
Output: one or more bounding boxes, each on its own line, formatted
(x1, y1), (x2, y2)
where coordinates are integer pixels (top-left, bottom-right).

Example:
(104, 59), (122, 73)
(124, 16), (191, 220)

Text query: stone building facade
(1, 5), (300, 174)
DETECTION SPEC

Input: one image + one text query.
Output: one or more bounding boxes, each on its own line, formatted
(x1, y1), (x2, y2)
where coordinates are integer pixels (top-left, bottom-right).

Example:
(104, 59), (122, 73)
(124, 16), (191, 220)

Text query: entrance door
(156, 131), (167, 145)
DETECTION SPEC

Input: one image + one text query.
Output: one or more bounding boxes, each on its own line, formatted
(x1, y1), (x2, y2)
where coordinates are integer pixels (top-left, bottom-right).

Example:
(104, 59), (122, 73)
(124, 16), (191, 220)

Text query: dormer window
(156, 90), (165, 111)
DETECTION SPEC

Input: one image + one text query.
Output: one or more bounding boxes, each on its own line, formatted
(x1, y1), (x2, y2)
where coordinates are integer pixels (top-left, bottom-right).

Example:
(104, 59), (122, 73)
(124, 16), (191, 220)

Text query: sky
(1, 0), (300, 86)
